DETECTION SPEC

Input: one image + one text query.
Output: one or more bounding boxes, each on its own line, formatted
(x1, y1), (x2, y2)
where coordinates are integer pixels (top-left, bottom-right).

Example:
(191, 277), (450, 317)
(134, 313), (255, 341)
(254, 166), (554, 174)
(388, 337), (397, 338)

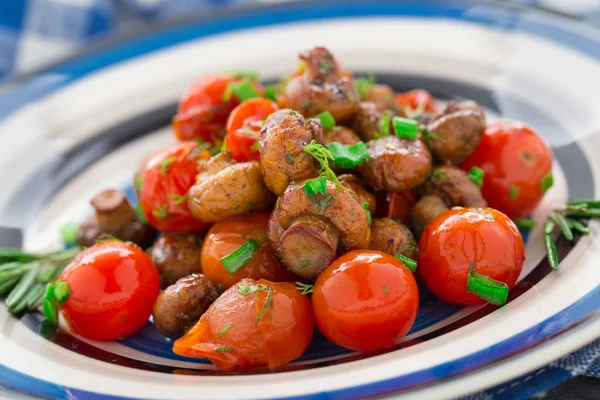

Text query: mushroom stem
(278, 215), (340, 280)
(91, 189), (134, 233)
(410, 195), (450, 238)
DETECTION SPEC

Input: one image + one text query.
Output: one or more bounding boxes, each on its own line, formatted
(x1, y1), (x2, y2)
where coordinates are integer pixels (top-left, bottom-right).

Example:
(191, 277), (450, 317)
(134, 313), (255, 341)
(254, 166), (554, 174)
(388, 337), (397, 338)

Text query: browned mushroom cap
(323, 126), (361, 146)
(363, 84), (399, 113)
(152, 274), (219, 339)
(188, 152), (275, 222)
(369, 218), (417, 259)
(259, 109), (323, 195)
(268, 180), (371, 280)
(338, 174), (376, 213)
(420, 165), (487, 208)
(77, 189), (156, 248)
(426, 101), (486, 165)
(358, 136), (432, 192)
(410, 195), (450, 237)
(352, 101), (393, 142)
(150, 233), (203, 287)
(282, 47), (359, 122)
(442, 100), (486, 119)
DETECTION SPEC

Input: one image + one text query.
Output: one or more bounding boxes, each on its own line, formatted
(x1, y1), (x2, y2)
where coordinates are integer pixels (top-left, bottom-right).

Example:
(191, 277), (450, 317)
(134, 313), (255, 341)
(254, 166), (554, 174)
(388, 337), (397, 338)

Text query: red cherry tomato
(140, 141), (211, 233)
(172, 75), (264, 143)
(201, 211), (296, 289)
(418, 207), (525, 306)
(460, 121), (553, 219)
(173, 278), (314, 369)
(396, 89), (437, 114)
(59, 242), (160, 341)
(312, 250), (419, 351)
(224, 98), (279, 162)
(383, 190), (418, 224)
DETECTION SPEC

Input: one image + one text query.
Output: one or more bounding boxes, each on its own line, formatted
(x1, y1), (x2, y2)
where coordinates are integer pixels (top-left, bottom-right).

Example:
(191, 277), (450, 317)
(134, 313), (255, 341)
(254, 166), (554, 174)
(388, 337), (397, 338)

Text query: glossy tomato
(201, 211), (296, 288)
(396, 89), (437, 114)
(173, 278), (314, 369)
(59, 241), (160, 341)
(375, 190), (418, 224)
(418, 207), (525, 305)
(172, 75), (264, 143)
(224, 98), (278, 162)
(312, 250), (419, 351)
(139, 141), (211, 233)
(460, 121), (553, 219)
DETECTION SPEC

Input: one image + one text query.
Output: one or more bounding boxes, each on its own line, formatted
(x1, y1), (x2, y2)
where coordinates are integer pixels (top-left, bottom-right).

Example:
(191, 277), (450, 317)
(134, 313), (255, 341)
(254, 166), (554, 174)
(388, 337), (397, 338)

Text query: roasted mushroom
(150, 233), (203, 287)
(269, 180), (370, 280)
(77, 189), (156, 248)
(259, 109), (323, 195)
(188, 152), (275, 222)
(362, 84), (399, 113)
(352, 101), (393, 142)
(425, 100), (486, 165)
(338, 174), (376, 213)
(358, 136), (432, 192)
(409, 195), (450, 237)
(152, 274), (219, 339)
(323, 126), (361, 146)
(369, 218), (417, 259)
(419, 165), (487, 208)
(282, 47), (359, 122)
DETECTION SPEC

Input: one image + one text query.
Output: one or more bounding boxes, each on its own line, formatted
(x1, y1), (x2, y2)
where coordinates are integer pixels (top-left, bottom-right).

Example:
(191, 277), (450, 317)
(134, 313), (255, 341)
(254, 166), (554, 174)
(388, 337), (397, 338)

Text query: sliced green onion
(391, 116), (419, 139)
(325, 142), (370, 168)
(53, 280), (71, 305)
(549, 212), (574, 241)
(296, 282), (314, 295)
(227, 71), (259, 81)
(5, 263), (39, 308)
(314, 111), (336, 130)
(0, 275), (21, 296)
(60, 223), (79, 245)
(135, 203), (147, 223)
(215, 346), (235, 353)
(229, 80), (260, 102)
(303, 140), (341, 185)
(26, 283), (47, 310)
(567, 199), (600, 209)
(540, 171), (553, 194)
(220, 239), (260, 274)
(255, 286), (274, 324)
(563, 208), (600, 218)
(466, 262), (509, 306)
(544, 219), (559, 270)
(304, 176), (327, 197)
(265, 85), (277, 102)
(9, 282), (45, 314)
(218, 323), (233, 338)
(42, 284), (59, 325)
(467, 166), (484, 188)
(514, 218), (536, 230)
(353, 74), (375, 99)
(566, 218), (590, 235)
(394, 254), (417, 273)
(509, 184), (521, 201)
(362, 202), (372, 225)
(377, 111), (391, 137)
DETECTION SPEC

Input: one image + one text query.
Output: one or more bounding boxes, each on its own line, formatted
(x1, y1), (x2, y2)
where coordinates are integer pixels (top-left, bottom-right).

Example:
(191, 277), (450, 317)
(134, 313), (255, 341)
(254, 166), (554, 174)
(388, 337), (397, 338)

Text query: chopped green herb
(136, 202), (148, 224)
(314, 194), (333, 213)
(296, 282), (314, 295)
(509, 184), (520, 200)
(299, 259), (312, 268)
(227, 79), (260, 102)
(544, 219), (559, 269)
(540, 171), (553, 193)
(237, 282), (270, 295)
(218, 323), (233, 338)
(227, 71), (259, 80)
(314, 111), (336, 130)
(468, 166), (484, 188)
(168, 193), (188, 205)
(549, 212), (574, 241)
(251, 140), (260, 152)
(466, 262), (509, 306)
(53, 280), (71, 305)
(382, 285), (389, 295)
(60, 223), (79, 245)
(303, 140), (340, 185)
(394, 254), (417, 273)
(514, 218), (536, 230)
(377, 111), (391, 137)
(215, 346), (235, 353)
(284, 154), (295, 165)
(325, 142), (370, 168)
(318, 60), (334, 74)
(362, 202), (372, 224)
(566, 218), (589, 235)
(567, 199), (600, 209)
(353, 75), (375, 99)
(42, 284), (58, 325)
(152, 204), (169, 219)
(255, 286), (274, 324)
(265, 85), (277, 102)
(391, 116), (419, 139)
(220, 239), (260, 274)
(304, 176), (328, 197)
(134, 176), (143, 193)
(160, 157), (177, 176)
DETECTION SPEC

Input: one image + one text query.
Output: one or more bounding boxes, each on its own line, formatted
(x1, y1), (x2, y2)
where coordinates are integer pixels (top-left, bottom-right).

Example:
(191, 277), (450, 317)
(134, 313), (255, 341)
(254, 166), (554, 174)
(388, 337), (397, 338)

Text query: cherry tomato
(312, 250), (419, 351)
(140, 141), (211, 233)
(396, 89), (437, 114)
(418, 207), (525, 306)
(59, 242), (160, 341)
(172, 75), (264, 143)
(173, 278), (314, 369)
(460, 121), (553, 219)
(224, 98), (279, 162)
(376, 190), (418, 224)
(201, 211), (296, 289)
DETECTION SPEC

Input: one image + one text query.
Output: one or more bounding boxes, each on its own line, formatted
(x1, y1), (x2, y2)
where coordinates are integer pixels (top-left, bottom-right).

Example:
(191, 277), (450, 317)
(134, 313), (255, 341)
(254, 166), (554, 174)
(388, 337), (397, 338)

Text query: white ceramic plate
(0, 1), (599, 399)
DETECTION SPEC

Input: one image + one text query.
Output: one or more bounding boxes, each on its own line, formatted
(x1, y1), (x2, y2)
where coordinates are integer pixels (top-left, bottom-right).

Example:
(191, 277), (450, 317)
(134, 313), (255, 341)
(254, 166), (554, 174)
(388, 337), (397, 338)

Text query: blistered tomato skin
(418, 207), (525, 306)
(59, 242), (161, 341)
(201, 211), (296, 288)
(173, 278), (314, 369)
(312, 250), (419, 352)
(460, 121), (553, 219)
(140, 141), (211, 233)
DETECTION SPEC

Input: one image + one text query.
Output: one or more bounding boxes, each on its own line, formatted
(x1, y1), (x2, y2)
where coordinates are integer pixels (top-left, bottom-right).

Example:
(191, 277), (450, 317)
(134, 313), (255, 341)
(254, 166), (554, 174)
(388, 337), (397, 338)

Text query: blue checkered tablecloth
(0, 1), (599, 399)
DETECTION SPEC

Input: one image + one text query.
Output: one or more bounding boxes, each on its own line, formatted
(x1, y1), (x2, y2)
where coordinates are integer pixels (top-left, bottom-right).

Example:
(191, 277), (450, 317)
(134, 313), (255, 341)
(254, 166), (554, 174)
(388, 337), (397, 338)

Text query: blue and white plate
(0, 1), (599, 399)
